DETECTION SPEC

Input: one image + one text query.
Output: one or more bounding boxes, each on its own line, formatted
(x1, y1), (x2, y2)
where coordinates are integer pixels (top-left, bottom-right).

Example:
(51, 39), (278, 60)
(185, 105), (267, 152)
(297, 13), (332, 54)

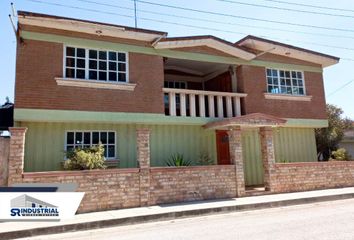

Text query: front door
(216, 130), (231, 165)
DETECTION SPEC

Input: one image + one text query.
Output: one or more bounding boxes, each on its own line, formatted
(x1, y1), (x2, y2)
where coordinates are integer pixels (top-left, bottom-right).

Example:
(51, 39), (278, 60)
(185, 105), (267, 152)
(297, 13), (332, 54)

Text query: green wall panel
(242, 129), (263, 186)
(20, 122), (216, 171)
(274, 128), (317, 163)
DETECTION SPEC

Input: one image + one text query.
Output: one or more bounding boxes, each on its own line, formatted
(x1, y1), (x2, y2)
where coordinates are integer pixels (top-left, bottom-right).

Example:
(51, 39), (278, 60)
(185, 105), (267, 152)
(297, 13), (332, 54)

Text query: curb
(2, 192), (354, 239)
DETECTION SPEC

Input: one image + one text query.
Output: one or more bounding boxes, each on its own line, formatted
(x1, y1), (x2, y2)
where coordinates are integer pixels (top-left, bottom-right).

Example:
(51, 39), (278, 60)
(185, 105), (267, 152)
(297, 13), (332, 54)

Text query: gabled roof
(235, 35), (339, 67)
(17, 11), (167, 42)
(203, 113), (287, 129)
(155, 35), (256, 61)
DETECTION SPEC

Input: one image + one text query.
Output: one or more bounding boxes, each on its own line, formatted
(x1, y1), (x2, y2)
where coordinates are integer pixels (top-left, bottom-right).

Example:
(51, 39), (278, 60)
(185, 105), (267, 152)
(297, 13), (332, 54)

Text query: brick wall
(150, 166), (237, 204)
(20, 165), (237, 213)
(272, 161), (354, 193)
(0, 137), (10, 186)
(22, 169), (141, 213)
(236, 65), (327, 119)
(15, 39), (164, 114)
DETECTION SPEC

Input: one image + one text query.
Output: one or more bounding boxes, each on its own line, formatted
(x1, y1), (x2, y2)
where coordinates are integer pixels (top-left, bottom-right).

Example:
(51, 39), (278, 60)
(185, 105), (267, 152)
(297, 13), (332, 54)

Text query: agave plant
(166, 153), (191, 167)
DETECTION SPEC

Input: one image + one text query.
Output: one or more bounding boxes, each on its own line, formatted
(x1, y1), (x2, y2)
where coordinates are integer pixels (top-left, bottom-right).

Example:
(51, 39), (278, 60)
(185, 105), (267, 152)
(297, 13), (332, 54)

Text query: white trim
(154, 38), (256, 61)
(63, 45), (129, 83)
(264, 93), (312, 101)
(163, 88), (247, 97)
(56, 78), (136, 91)
(64, 130), (117, 160)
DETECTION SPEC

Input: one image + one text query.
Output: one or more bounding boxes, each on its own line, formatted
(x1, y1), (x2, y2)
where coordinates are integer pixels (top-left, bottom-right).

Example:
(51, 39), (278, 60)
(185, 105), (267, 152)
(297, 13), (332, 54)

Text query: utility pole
(134, 0), (137, 28)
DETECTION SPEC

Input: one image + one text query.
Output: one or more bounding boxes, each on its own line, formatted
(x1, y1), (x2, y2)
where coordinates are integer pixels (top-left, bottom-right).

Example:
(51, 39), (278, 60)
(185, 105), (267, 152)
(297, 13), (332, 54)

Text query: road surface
(22, 198), (354, 240)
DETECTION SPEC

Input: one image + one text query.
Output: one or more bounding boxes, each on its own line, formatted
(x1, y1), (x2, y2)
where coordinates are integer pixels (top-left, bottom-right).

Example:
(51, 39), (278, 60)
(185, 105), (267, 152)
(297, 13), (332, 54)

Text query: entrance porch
(204, 113), (287, 196)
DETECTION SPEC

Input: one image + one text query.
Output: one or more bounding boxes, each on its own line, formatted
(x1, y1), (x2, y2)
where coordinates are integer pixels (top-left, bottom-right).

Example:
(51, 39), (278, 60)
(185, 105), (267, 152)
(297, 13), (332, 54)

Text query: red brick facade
(15, 39), (164, 113)
(236, 65), (327, 119)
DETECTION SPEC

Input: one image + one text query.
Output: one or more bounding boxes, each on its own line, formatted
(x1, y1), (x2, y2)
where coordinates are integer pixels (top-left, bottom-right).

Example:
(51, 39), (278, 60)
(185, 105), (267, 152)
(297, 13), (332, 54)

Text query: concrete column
(228, 126), (245, 197)
(259, 127), (276, 191)
(8, 127), (27, 186)
(136, 128), (151, 206)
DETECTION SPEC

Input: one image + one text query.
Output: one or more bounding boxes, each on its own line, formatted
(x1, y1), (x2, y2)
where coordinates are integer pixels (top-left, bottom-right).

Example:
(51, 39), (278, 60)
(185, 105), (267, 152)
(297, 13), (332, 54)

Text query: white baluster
(169, 92), (176, 116)
(190, 94), (196, 117)
(208, 95), (215, 118)
(234, 97), (241, 116)
(217, 95), (223, 118)
(226, 96), (233, 118)
(199, 94), (205, 117)
(180, 93), (186, 116)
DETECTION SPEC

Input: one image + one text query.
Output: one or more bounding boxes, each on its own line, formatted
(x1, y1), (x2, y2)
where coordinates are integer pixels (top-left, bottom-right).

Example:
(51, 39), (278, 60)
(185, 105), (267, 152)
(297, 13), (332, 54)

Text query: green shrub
(197, 151), (214, 165)
(166, 153), (191, 167)
(331, 148), (351, 161)
(64, 144), (107, 170)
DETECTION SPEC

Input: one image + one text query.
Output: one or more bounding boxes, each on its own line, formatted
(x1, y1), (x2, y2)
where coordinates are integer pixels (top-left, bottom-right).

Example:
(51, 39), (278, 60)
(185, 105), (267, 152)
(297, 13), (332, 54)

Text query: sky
(0, 0), (353, 118)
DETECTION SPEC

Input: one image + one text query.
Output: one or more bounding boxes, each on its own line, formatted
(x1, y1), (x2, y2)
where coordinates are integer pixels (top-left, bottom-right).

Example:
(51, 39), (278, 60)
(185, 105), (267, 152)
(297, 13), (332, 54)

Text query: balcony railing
(163, 88), (247, 118)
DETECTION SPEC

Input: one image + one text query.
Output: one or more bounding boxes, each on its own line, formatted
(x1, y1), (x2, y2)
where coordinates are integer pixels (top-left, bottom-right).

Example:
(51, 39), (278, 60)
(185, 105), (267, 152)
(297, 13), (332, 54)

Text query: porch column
(8, 127), (27, 186)
(136, 128), (151, 206)
(228, 126), (245, 197)
(259, 127), (276, 192)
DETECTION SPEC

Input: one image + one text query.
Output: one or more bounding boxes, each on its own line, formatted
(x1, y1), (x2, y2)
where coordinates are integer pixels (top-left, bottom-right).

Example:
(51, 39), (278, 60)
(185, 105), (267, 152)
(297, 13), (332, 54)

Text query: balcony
(163, 88), (247, 118)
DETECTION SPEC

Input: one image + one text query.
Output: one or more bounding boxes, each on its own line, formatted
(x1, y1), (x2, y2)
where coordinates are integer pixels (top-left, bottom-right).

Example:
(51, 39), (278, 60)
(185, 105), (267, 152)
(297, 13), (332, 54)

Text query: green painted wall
(241, 127), (317, 186)
(20, 122), (216, 171)
(20, 122), (317, 186)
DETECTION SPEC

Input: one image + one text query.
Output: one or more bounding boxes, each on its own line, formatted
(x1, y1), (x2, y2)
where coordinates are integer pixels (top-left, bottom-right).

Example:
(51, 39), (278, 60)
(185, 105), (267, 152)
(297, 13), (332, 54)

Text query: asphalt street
(21, 198), (354, 240)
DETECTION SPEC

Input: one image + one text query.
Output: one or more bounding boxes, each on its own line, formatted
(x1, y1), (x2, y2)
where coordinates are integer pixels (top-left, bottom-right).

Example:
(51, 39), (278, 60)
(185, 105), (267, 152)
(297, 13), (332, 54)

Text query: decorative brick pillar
(8, 127), (27, 186)
(228, 126), (245, 197)
(136, 128), (151, 206)
(259, 127), (276, 191)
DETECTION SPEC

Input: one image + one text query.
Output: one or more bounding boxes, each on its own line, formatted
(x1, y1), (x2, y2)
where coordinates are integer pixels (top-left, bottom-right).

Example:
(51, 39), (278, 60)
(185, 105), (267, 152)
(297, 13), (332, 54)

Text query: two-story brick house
(14, 11), (338, 187)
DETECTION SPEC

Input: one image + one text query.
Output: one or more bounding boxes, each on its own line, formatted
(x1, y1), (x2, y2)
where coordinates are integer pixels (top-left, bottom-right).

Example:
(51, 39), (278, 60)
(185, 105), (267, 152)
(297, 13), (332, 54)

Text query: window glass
(65, 47), (127, 82)
(66, 131), (116, 159)
(266, 68), (305, 95)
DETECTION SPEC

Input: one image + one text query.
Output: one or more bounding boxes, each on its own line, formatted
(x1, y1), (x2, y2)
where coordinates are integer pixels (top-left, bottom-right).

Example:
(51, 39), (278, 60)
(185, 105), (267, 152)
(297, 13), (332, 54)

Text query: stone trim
(264, 93), (312, 101)
(55, 78), (137, 91)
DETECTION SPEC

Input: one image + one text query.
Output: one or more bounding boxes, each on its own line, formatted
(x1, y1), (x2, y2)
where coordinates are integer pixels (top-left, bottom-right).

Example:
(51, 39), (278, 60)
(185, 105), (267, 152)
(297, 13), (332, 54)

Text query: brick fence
(0, 137), (10, 186)
(272, 161), (354, 193)
(21, 166), (237, 213)
(150, 166), (236, 205)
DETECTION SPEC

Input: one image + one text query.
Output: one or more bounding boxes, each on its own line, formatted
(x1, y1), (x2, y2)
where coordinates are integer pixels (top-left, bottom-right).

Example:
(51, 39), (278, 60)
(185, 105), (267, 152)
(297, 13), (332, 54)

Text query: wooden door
(216, 130), (231, 165)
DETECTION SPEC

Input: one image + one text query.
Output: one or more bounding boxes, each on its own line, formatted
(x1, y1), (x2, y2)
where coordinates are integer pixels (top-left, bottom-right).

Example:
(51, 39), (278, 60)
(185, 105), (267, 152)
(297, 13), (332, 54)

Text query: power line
(327, 79), (354, 97)
(130, 0), (354, 33)
(74, 0), (354, 40)
(217, 0), (354, 19)
(24, 0), (354, 55)
(262, 0), (354, 14)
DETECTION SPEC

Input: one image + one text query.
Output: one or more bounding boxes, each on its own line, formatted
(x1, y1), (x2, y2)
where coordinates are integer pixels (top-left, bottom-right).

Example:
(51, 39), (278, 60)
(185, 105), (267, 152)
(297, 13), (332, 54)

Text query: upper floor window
(164, 81), (187, 89)
(65, 46), (128, 82)
(266, 68), (305, 95)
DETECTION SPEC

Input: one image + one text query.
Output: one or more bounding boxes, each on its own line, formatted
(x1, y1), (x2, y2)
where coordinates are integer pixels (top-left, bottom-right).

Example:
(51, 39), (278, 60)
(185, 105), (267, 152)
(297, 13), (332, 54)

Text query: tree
(315, 104), (352, 161)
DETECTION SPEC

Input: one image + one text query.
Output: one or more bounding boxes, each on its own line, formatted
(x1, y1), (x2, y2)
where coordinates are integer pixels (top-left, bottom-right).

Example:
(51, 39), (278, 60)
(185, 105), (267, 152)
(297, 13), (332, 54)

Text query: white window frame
(64, 130), (117, 160)
(63, 45), (129, 83)
(265, 68), (306, 96)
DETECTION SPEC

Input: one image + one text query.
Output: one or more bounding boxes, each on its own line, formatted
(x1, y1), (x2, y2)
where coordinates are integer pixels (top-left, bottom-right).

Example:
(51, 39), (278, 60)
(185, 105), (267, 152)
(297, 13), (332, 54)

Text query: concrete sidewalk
(2, 187), (354, 239)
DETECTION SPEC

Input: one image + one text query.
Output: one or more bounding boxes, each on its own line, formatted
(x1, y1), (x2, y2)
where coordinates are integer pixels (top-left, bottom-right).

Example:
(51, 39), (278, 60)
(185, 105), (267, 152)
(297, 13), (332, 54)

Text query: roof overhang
(203, 113), (287, 130)
(155, 36), (256, 61)
(17, 11), (166, 42)
(236, 35), (339, 67)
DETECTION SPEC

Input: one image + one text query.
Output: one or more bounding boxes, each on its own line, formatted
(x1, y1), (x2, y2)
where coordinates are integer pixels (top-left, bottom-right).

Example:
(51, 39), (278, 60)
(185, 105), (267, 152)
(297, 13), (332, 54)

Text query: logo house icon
(10, 194), (59, 217)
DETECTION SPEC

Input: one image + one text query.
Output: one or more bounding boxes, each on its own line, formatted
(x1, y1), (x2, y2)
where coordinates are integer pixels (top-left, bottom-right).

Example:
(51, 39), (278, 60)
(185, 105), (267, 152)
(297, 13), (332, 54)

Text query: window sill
(264, 93), (312, 101)
(55, 78), (136, 91)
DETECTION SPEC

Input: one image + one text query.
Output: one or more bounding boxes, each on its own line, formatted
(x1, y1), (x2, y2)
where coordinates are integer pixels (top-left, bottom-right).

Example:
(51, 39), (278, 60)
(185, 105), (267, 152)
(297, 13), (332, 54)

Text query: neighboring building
(11, 194), (57, 208)
(339, 124), (354, 159)
(14, 11), (338, 187)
